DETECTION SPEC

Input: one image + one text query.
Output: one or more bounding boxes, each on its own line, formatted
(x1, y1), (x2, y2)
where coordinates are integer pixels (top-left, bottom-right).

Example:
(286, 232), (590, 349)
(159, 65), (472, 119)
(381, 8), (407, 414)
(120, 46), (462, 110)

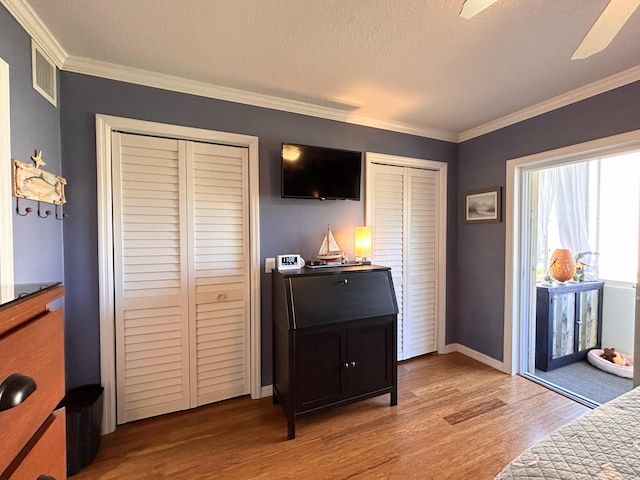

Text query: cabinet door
(347, 319), (394, 396)
(577, 288), (600, 351)
(295, 328), (347, 411)
(290, 271), (396, 328)
(551, 292), (576, 359)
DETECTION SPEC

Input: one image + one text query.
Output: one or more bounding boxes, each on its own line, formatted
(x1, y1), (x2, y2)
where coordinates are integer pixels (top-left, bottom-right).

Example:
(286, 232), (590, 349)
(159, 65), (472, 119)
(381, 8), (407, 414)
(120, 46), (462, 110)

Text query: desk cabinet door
(295, 329), (347, 411)
(347, 320), (394, 396)
(290, 271), (396, 328)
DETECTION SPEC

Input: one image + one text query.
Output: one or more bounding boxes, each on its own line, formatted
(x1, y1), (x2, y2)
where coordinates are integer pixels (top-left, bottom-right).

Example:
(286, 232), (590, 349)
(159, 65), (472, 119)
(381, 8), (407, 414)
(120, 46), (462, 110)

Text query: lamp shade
(549, 248), (576, 282)
(354, 226), (372, 259)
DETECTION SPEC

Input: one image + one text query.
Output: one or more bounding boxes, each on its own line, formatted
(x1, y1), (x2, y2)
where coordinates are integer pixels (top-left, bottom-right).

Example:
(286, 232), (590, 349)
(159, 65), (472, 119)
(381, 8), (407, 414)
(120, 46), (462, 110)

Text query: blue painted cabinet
(535, 281), (604, 371)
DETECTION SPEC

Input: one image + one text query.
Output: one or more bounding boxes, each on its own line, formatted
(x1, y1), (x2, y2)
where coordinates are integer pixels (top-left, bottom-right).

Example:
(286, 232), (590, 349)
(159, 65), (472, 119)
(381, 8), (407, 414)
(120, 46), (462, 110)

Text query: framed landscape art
(464, 186), (501, 223)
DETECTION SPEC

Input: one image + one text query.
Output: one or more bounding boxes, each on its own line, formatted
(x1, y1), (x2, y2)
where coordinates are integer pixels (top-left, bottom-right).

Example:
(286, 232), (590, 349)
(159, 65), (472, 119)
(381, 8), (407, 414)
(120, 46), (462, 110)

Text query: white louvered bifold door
(404, 169), (438, 358)
(369, 164), (406, 358)
(369, 163), (439, 361)
(186, 142), (250, 407)
(112, 133), (190, 424)
(113, 133), (250, 424)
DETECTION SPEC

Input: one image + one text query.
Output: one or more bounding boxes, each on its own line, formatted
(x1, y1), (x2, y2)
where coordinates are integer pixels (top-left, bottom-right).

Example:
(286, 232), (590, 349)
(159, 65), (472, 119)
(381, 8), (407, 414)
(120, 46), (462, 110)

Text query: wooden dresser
(0, 283), (66, 480)
(272, 265), (398, 439)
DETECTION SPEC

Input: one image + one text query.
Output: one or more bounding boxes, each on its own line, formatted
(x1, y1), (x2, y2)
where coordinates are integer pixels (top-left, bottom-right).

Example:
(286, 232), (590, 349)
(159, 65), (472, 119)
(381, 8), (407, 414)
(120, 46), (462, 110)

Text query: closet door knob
(344, 362), (350, 369)
(343, 279), (348, 284)
(350, 361), (356, 367)
(0, 373), (37, 412)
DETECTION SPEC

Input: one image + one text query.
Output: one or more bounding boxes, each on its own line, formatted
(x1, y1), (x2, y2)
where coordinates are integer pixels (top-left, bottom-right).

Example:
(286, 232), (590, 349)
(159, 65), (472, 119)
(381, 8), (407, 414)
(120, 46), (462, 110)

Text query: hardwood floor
(72, 352), (589, 480)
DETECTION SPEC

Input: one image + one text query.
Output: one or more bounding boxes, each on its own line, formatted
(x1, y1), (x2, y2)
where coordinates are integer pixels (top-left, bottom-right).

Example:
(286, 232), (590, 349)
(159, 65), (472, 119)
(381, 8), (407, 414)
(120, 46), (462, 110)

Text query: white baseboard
(443, 343), (508, 373)
(260, 384), (273, 398)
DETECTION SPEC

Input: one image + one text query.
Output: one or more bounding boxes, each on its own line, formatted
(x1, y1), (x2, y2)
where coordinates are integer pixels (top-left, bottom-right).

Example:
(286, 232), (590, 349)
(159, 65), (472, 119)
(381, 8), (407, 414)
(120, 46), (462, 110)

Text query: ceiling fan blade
(460, 0), (500, 19)
(572, 0), (640, 59)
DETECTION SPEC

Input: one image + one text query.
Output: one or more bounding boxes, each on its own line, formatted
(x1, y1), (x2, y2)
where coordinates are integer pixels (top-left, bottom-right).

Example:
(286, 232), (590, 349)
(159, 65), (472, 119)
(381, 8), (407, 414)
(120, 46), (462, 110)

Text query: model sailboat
(317, 225), (344, 264)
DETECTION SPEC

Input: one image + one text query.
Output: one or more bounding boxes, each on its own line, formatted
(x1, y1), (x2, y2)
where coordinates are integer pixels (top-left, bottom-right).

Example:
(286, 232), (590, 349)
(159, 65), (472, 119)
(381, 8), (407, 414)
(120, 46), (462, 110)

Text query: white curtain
(536, 168), (558, 266)
(538, 162), (598, 280)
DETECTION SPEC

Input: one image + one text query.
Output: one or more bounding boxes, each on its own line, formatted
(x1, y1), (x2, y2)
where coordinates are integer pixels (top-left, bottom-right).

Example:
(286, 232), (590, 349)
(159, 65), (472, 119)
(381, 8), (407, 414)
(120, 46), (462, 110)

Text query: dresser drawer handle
(0, 373), (37, 412)
(36, 476), (56, 480)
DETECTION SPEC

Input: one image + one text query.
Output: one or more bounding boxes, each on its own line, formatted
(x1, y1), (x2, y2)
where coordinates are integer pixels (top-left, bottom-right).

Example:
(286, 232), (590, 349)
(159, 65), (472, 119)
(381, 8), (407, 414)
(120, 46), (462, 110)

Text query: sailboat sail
(317, 225), (343, 261)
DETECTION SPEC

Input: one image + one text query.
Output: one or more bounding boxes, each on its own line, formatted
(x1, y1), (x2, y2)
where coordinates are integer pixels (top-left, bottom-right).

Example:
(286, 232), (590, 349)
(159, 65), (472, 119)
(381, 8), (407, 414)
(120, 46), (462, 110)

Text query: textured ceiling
(17, 0), (640, 139)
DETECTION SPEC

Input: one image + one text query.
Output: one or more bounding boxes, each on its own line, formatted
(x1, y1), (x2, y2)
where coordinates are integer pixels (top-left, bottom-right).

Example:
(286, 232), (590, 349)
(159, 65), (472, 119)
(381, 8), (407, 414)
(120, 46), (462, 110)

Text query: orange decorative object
(548, 248), (576, 282)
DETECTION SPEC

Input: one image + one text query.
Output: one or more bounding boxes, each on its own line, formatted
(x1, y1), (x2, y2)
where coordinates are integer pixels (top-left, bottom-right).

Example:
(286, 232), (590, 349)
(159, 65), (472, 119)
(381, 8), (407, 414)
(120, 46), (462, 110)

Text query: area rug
(534, 360), (632, 405)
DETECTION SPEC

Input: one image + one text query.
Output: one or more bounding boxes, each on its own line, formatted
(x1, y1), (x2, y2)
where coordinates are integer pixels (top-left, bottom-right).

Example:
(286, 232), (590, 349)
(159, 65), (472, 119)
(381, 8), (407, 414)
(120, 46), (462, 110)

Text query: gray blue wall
(59, 72), (458, 388)
(1, 3), (63, 285)
(4, 2), (639, 391)
(457, 81), (640, 360)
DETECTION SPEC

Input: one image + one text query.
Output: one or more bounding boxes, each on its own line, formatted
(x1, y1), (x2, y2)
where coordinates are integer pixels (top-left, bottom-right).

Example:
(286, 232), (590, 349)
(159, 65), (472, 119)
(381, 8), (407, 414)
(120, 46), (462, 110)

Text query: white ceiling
(9, 0), (640, 141)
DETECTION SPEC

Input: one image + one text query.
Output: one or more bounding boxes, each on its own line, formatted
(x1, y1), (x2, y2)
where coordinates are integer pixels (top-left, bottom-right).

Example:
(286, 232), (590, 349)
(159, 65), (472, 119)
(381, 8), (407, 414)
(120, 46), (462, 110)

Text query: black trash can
(58, 384), (104, 476)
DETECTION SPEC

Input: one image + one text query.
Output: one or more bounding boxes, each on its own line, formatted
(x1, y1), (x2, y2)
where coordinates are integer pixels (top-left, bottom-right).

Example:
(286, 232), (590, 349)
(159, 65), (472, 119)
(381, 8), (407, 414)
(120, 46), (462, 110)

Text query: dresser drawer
(6, 409), (66, 480)
(0, 308), (65, 473)
(290, 270), (397, 328)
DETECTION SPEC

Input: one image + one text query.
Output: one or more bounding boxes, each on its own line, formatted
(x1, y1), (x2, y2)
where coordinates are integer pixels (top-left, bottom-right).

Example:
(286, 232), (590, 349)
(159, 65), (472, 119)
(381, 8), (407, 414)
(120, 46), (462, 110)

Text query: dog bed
(587, 348), (634, 378)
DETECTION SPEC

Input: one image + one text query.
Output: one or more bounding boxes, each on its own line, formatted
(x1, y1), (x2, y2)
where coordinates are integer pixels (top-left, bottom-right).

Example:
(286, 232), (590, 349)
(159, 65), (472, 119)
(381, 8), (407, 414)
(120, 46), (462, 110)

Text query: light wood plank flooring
(73, 352), (589, 480)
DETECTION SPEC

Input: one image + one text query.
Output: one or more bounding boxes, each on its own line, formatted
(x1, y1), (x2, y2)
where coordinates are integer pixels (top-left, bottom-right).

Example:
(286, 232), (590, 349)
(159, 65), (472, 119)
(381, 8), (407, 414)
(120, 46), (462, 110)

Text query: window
(536, 151), (640, 283)
(596, 152), (639, 282)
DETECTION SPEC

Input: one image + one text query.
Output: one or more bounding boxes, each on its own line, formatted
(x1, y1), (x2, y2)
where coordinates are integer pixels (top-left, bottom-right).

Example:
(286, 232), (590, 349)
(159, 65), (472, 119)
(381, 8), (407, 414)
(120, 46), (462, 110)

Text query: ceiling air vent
(31, 40), (57, 107)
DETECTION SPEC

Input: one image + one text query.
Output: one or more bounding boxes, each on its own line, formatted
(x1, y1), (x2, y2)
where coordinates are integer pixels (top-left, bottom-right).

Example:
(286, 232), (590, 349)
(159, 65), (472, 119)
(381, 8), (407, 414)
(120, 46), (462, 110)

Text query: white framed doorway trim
(96, 114), (261, 434)
(0, 58), (13, 291)
(503, 129), (640, 383)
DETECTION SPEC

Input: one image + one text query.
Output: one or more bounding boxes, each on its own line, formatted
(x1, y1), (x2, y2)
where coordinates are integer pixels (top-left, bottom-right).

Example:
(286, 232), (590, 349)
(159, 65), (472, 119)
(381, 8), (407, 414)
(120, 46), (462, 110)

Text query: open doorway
(503, 129), (640, 408)
(522, 153), (638, 406)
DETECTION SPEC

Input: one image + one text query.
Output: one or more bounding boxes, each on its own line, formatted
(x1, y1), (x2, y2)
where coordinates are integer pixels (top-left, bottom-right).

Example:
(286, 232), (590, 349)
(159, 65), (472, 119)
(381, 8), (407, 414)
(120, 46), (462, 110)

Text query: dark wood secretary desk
(272, 265), (398, 439)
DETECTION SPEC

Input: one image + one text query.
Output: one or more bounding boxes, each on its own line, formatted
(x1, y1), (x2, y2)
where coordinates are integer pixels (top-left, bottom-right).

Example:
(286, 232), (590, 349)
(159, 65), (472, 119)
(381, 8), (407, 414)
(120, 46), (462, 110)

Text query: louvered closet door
(370, 164), (406, 358)
(370, 163), (438, 360)
(112, 133), (250, 424)
(404, 169), (438, 357)
(187, 142), (250, 407)
(112, 133), (190, 424)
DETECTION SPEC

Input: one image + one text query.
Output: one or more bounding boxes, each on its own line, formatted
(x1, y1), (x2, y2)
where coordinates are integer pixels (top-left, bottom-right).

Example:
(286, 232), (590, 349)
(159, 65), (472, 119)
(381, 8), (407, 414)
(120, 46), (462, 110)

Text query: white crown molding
(0, 0), (66, 68)
(459, 64), (640, 142)
(63, 55), (458, 143)
(3, 0), (638, 144)
(61, 53), (640, 144)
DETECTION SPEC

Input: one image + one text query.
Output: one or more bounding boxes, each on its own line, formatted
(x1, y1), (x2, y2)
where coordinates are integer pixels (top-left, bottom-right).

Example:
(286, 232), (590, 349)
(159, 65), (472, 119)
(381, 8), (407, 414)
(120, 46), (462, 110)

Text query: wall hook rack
(55, 204), (68, 220)
(15, 198), (68, 220)
(37, 202), (52, 218)
(15, 198), (32, 216)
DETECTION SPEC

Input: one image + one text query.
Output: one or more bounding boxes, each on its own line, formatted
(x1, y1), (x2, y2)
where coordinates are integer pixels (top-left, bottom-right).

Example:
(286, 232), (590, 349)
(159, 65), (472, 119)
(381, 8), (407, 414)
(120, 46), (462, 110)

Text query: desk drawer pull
(0, 373), (37, 411)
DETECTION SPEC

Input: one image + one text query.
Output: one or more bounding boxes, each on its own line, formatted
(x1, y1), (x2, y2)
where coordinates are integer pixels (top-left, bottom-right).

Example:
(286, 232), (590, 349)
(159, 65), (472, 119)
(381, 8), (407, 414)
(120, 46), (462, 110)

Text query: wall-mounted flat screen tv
(281, 143), (362, 200)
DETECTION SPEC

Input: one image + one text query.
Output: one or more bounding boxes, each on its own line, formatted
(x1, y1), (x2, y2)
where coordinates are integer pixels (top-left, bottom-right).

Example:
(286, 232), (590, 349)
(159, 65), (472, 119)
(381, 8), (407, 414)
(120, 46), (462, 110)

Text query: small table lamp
(355, 226), (372, 265)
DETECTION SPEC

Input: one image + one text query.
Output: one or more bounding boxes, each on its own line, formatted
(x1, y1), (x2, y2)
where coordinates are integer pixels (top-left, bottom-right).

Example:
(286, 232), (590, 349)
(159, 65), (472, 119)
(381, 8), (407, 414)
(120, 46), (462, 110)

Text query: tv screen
(281, 143), (362, 200)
